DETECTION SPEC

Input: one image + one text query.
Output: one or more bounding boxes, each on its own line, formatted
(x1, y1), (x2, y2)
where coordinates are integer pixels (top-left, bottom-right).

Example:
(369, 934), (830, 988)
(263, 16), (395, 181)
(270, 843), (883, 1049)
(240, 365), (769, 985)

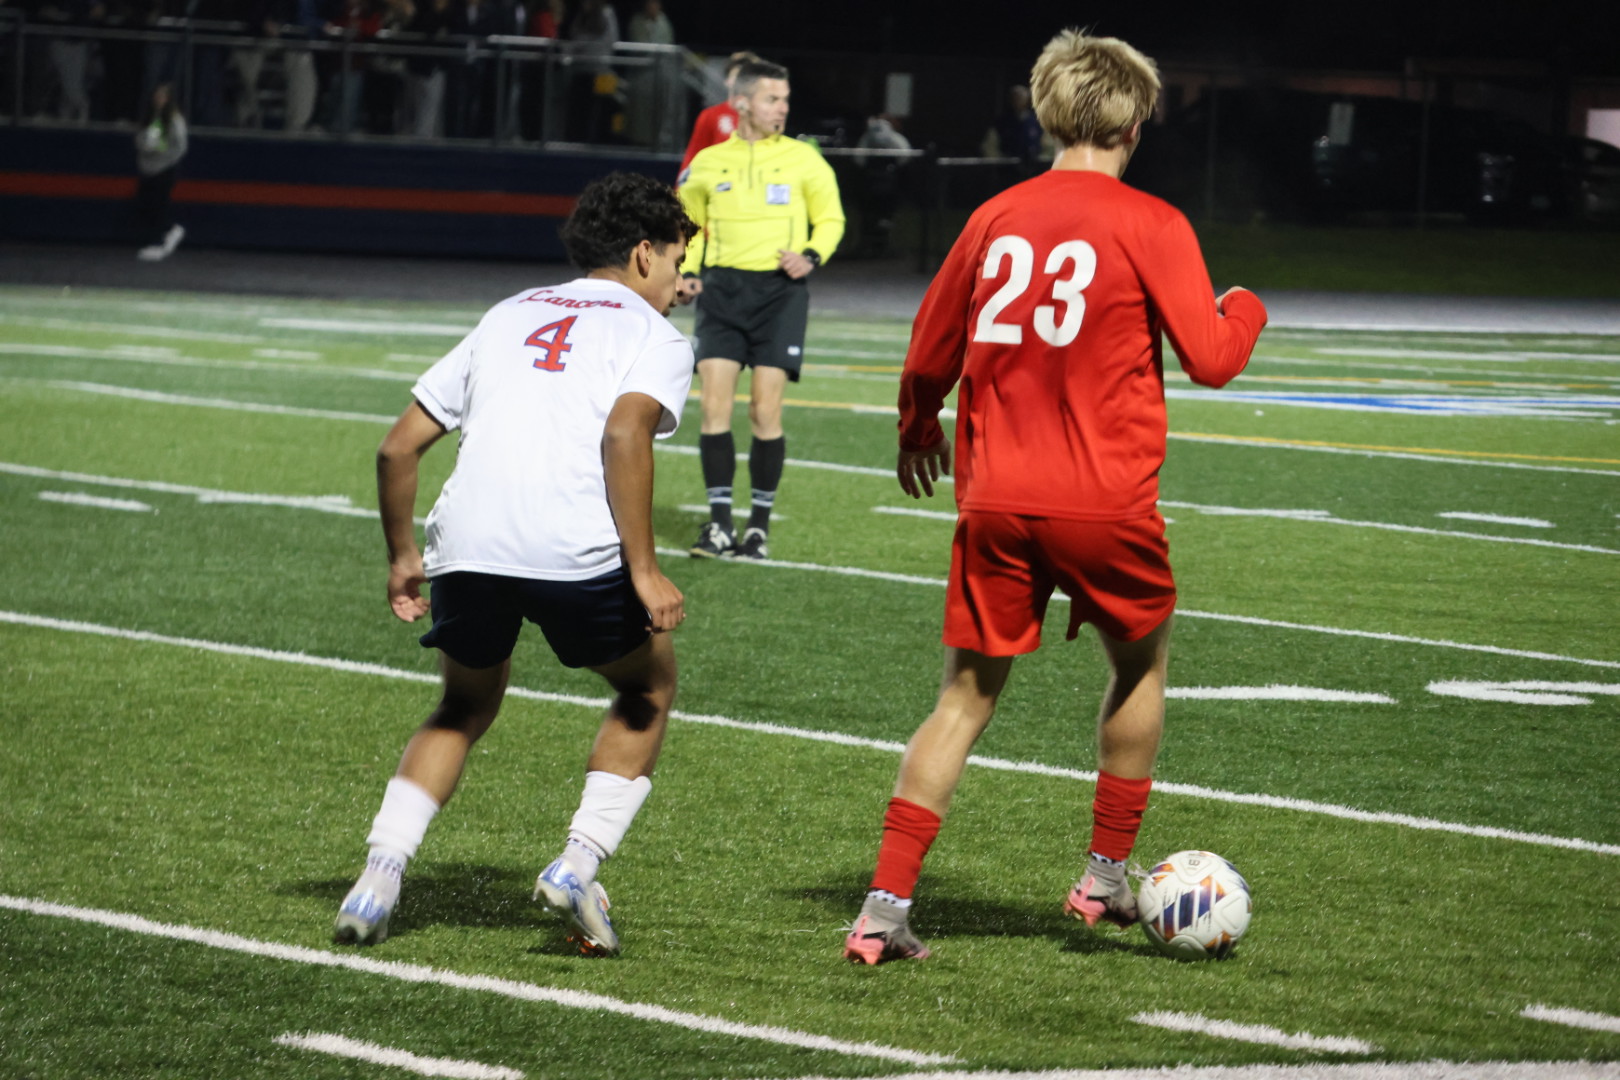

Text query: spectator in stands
(516, 0), (564, 141)
(564, 0), (619, 143)
(232, 0), (291, 128)
(328, 0), (380, 133)
(677, 49), (758, 178)
(362, 0), (413, 134)
(626, 0), (670, 45)
(981, 84), (1045, 170)
(281, 0), (325, 132)
(38, 0), (102, 123)
(186, 0), (233, 127)
(529, 0), (563, 37)
(404, 0), (451, 136)
(134, 80), (186, 262)
(623, 0), (671, 146)
(856, 113), (911, 256)
(447, 0), (501, 137)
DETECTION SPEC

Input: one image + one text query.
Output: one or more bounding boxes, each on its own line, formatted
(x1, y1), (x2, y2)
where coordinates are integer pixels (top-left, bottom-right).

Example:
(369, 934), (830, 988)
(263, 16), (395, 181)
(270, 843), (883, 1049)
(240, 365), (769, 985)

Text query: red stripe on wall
(0, 172), (576, 217)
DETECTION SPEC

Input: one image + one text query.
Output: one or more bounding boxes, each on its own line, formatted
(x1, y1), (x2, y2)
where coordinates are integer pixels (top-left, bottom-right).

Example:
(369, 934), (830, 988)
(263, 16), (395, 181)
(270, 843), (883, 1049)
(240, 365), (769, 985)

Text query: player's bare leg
(693, 357), (744, 557)
(396, 653), (512, 804)
(536, 633), (678, 955)
(1066, 615), (1173, 928)
(737, 365), (788, 559)
(895, 647), (1014, 815)
(847, 648), (1014, 964)
(336, 654), (510, 945)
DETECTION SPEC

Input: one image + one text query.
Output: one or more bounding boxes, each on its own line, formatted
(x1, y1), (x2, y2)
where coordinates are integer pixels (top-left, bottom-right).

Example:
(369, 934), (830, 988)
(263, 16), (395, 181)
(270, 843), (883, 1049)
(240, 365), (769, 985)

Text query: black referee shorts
(692, 266), (810, 381)
(419, 568), (649, 670)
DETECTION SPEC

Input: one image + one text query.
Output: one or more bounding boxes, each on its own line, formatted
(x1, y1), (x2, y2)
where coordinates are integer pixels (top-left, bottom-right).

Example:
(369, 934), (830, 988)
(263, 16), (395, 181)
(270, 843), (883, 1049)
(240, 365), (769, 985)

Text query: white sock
(365, 777), (441, 864)
(866, 889), (912, 911)
(560, 837), (603, 882)
(1088, 851), (1127, 889)
(564, 771), (652, 877)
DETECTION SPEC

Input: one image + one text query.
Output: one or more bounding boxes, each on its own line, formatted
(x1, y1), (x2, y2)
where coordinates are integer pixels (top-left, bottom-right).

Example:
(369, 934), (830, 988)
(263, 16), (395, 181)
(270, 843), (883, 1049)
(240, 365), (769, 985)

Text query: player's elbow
(1185, 366), (1241, 390)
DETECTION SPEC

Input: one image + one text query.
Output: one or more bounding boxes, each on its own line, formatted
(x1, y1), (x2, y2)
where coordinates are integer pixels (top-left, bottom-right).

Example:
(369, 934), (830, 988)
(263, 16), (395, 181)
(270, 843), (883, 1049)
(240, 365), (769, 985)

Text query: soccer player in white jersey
(333, 172), (699, 956)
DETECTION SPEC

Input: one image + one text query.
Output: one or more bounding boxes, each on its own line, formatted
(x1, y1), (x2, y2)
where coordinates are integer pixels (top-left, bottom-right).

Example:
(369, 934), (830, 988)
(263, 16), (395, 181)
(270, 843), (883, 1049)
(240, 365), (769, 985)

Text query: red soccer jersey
(898, 169), (1267, 521)
(679, 102), (739, 179)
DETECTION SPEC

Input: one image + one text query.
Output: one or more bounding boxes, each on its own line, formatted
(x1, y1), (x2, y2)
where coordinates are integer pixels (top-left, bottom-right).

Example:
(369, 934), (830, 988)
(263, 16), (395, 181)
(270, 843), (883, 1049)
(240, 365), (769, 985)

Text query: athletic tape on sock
(567, 771), (653, 861)
(365, 777), (441, 861)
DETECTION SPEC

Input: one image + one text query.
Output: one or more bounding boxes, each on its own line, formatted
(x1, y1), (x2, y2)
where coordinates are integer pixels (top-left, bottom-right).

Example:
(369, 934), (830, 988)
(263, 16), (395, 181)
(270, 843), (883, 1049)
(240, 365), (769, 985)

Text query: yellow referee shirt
(678, 132), (846, 275)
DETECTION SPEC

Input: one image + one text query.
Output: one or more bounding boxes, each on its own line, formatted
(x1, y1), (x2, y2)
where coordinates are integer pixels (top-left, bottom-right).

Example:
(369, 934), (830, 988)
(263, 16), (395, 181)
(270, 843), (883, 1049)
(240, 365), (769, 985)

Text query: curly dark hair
(560, 172), (699, 273)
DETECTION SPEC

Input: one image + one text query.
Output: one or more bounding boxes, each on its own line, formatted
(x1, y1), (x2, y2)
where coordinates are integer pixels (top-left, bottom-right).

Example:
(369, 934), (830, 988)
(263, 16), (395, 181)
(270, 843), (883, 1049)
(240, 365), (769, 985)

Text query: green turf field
(1, 283), (1617, 1080)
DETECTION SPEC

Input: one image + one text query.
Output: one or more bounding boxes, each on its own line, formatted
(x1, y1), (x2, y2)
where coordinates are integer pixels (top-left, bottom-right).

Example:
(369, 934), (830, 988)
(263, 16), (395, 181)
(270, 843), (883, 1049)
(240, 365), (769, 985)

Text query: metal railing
(2, 15), (691, 153)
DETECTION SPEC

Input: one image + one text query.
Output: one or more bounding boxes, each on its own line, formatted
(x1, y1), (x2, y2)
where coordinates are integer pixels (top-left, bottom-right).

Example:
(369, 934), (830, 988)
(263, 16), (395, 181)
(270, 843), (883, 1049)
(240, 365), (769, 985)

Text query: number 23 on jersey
(973, 236), (1097, 347)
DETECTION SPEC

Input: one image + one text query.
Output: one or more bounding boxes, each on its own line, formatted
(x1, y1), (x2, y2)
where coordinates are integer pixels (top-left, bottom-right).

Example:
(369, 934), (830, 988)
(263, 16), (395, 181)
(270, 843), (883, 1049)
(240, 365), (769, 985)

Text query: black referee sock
(748, 436), (786, 533)
(699, 432), (736, 532)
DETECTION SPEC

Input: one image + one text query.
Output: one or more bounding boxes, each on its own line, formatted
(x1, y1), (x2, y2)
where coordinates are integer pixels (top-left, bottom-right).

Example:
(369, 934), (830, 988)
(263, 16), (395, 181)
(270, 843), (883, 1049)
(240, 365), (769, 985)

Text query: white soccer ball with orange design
(1137, 849), (1252, 960)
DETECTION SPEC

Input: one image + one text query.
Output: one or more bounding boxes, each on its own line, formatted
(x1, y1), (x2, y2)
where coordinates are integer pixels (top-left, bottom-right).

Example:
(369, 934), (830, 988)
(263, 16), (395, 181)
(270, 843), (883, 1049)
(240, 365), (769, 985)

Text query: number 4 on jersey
(526, 315), (577, 372)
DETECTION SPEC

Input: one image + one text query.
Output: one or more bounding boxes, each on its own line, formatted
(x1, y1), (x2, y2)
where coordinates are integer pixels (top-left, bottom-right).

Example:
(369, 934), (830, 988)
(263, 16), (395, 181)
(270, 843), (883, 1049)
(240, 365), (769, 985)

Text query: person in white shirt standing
(334, 172), (699, 956)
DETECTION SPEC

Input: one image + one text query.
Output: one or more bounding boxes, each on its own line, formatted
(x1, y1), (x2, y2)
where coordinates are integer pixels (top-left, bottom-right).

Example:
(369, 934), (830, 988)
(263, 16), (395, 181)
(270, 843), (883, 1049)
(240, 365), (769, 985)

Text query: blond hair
(1030, 30), (1160, 150)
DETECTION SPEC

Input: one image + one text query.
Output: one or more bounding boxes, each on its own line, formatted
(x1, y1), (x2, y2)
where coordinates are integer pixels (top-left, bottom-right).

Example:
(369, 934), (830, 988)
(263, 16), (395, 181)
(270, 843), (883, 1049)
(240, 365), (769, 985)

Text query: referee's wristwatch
(800, 248), (822, 270)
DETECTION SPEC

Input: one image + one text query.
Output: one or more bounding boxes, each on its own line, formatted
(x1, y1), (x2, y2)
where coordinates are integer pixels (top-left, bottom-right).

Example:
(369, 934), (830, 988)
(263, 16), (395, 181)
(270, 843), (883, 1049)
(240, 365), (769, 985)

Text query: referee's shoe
(690, 521), (735, 558)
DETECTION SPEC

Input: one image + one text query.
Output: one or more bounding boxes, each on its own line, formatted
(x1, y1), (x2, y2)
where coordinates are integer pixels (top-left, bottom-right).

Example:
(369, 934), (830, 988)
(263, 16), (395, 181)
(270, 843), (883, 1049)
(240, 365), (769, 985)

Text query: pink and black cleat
(1064, 872), (1140, 929)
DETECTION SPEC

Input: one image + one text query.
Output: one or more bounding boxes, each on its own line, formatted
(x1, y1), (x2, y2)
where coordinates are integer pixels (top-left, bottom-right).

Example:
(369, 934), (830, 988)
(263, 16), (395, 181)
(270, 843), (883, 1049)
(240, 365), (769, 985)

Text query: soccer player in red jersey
(844, 29), (1268, 965)
(677, 50), (760, 180)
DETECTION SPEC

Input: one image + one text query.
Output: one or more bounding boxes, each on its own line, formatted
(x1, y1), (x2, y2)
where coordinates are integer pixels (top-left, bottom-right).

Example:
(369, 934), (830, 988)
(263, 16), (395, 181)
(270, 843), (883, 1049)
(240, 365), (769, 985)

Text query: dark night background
(672, 0), (1618, 73)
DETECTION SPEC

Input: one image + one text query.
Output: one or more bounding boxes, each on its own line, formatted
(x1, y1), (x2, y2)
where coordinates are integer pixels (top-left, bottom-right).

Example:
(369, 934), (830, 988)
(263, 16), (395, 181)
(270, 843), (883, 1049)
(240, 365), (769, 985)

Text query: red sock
(869, 797), (942, 899)
(1089, 771), (1153, 862)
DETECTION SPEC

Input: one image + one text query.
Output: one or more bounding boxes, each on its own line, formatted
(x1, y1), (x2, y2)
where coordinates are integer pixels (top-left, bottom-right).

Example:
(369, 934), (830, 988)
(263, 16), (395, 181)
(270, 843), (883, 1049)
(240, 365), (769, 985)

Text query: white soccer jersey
(412, 279), (693, 581)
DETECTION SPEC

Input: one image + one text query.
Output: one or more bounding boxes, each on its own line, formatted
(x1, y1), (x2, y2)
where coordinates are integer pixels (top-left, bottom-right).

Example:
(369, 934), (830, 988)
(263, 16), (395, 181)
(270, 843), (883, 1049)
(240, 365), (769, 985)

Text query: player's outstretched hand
(632, 568), (686, 633)
(675, 276), (703, 305)
(776, 249), (816, 280)
(897, 436), (952, 499)
(1215, 286), (1252, 314)
(387, 553), (430, 622)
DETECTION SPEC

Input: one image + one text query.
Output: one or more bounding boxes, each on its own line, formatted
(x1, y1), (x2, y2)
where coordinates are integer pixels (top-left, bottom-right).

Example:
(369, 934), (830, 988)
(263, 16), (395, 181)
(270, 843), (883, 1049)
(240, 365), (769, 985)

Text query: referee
(675, 59), (845, 561)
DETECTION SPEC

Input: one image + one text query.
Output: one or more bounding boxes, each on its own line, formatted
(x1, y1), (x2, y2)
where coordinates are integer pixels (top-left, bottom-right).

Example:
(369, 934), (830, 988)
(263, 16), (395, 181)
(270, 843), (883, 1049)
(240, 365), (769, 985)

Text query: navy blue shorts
(419, 568), (649, 670)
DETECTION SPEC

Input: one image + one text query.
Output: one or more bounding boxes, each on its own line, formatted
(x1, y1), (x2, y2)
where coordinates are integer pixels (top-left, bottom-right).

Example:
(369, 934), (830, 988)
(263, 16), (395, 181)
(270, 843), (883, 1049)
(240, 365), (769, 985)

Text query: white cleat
(534, 857), (619, 955)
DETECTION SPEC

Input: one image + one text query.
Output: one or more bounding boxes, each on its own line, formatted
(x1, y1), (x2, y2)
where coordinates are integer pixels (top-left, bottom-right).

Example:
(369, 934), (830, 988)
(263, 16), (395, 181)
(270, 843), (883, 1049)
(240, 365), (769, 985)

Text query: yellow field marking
(1240, 374), (1614, 391)
(682, 393), (1619, 466)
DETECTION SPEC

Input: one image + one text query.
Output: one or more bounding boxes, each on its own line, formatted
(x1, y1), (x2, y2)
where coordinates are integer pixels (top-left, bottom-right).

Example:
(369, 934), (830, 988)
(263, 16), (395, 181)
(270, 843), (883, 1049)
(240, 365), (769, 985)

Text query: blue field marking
(1167, 389), (1620, 419)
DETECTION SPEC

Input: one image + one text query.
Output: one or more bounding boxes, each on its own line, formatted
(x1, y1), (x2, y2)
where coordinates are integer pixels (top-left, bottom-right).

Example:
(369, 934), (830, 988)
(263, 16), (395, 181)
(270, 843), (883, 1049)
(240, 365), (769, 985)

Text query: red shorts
(943, 510), (1176, 656)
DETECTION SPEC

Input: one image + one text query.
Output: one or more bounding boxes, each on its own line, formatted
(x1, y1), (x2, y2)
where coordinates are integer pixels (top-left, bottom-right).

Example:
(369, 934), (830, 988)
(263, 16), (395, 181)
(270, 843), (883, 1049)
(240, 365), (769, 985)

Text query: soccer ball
(1137, 850), (1251, 961)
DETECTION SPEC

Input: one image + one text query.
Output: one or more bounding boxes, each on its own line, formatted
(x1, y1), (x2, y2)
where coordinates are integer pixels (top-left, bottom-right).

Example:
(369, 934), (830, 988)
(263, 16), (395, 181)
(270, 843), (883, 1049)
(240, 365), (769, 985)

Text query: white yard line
(0, 343), (415, 382)
(3, 456), (1614, 670)
(744, 1062), (1620, 1080)
(14, 375), (1616, 476)
(45, 381), (398, 424)
(1437, 512), (1554, 528)
(1166, 433), (1620, 478)
(260, 317), (473, 336)
(1165, 686), (1394, 703)
(37, 491), (153, 513)
(0, 462), (379, 518)
(0, 896), (952, 1067)
(1160, 500), (1619, 556)
(1521, 1004), (1620, 1034)
(1317, 347), (1620, 365)
(0, 313), (265, 343)
(2, 609), (1615, 857)
(1130, 1012), (1378, 1054)
(273, 1032), (523, 1079)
